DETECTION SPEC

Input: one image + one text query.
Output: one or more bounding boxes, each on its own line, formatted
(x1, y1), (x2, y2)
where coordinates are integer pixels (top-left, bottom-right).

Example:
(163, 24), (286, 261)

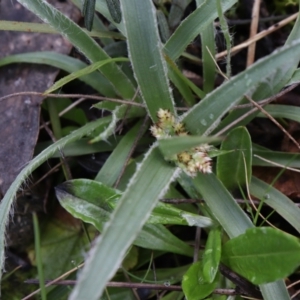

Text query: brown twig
(24, 279), (239, 295)
(0, 91), (190, 111)
(247, 0), (261, 67)
(160, 198), (300, 207)
(0, 91), (145, 107)
(234, 83), (300, 109)
(216, 83), (300, 136)
(219, 264), (262, 299)
(216, 13), (298, 61)
(245, 94), (300, 151)
(22, 263), (84, 300)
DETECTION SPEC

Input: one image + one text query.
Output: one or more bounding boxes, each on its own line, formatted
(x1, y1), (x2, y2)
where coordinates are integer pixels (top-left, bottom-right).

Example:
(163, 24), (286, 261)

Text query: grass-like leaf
(250, 177), (300, 233)
(182, 40), (300, 136)
(17, 0), (136, 99)
(0, 117), (111, 280)
(121, 0), (175, 120)
(69, 146), (179, 300)
(95, 120), (147, 186)
(44, 57), (129, 94)
(0, 52), (116, 96)
(164, 0), (236, 61)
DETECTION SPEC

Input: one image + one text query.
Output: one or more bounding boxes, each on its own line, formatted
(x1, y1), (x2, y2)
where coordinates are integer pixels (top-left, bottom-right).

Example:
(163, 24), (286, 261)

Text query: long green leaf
(250, 177), (300, 234)
(69, 146), (179, 300)
(121, 0), (175, 120)
(95, 120), (146, 186)
(0, 20), (124, 39)
(0, 52), (116, 96)
(192, 173), (253, 238)
(182, 40), (300, 136)
(44, 57), (129, 94)
(259, 104), (300, 122)
(214, 11), (300, 135)
(164, 0), (236, 61)
(0, 117), (111, 280)
(253, 148), (300, 168)
(17, 0), (136, 100)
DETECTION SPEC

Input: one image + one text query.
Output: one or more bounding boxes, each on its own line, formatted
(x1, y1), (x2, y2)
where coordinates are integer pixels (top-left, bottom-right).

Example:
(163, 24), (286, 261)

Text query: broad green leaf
(221, 227), (300, 285)
(182, 261), (219, 300)
(45, 57), (129, 94)
(56, 182), (194, 256)
(161, 291), (184, 300)
(121, 0), (175, 121)
(217, 127), (252, 190)
(158, 136), (221, 160)
(250, 177), (300, 234)
(202, 227), (222, 283)
(69, 146), (179, 300)
(182, 40), (300, 136)
(56, 179), (212, 228)
(37, 219), (87, 279)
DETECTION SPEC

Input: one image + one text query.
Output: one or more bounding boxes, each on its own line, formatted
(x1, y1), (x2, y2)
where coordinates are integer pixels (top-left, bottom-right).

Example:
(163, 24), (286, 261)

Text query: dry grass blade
(246, 0), (261, 67)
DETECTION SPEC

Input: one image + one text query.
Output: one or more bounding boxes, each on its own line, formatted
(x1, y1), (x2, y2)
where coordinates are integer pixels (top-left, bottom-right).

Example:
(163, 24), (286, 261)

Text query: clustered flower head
(150, 109), (212, 177)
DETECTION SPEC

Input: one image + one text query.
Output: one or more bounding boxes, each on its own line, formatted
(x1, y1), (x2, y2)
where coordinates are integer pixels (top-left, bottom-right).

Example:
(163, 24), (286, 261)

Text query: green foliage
(221, 227), (300, 284)
(202, 227), (222, 283)
(217, 126), (252, 190)
(182, 261), (219, 300)
(1, 0), (300, 299)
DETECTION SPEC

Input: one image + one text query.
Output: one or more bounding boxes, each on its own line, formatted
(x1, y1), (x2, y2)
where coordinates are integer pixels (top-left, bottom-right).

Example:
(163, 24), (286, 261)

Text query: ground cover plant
(1, 0), (300, 299)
